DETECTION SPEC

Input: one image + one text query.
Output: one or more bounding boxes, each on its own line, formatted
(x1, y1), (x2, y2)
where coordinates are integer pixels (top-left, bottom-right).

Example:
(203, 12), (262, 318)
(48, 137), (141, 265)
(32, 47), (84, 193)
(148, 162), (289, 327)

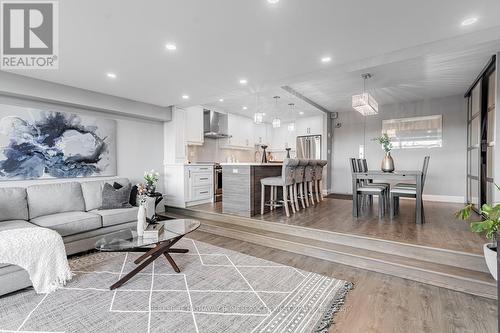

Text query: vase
(146, 183), (156, 194)
(484, 243), (497, 280)
(286, 148), (291, 158)
(381, 152), (395, 172)
(261, 145), (268, 163)
(137, 205), (146, 237)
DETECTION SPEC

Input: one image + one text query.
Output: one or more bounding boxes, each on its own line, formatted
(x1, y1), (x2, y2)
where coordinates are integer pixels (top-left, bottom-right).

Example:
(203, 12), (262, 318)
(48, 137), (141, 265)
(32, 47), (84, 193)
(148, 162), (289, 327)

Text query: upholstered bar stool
(313, 160), (328, 202)
(304, 160), (317, 206)
(293, 159), (309, 210)
(260, 158), (299, 217)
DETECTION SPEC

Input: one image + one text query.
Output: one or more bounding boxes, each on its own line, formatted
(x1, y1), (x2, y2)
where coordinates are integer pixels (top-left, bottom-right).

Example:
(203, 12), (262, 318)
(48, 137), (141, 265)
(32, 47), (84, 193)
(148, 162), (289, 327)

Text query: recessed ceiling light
(461, 17), (478, 26)
(219, 98), (224, 102)
(321, 56), (332, 63)
(106, 72), (117, 79)
(243, 106), (248, 110)
(182, 94), (189, 100)
(267, 0), (279, 3)
(239, 79), (248, 85)
(299, 111), (304, 115)
(262, 113), (266, 116)
(165, 43), (177, 51)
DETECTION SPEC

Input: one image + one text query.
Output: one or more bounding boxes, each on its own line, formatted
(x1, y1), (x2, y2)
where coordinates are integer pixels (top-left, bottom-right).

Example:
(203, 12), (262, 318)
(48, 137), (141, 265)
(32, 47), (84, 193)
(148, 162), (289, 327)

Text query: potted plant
(373, 133), (394, 172)
(456, 184), (500, 280)
(144, 170), (160, 194)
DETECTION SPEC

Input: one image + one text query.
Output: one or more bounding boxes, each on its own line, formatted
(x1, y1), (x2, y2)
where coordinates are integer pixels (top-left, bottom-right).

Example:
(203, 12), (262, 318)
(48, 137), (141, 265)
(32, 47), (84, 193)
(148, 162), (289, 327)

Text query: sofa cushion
(101, 183), (132, 209)
(30, 211), (101, 237)
(27, 182), (85, 219)
(81, 178), (129, 211)
(0, 220), (36, 232)
(0, 188), (28, 222)
(91, 207), (139, 227)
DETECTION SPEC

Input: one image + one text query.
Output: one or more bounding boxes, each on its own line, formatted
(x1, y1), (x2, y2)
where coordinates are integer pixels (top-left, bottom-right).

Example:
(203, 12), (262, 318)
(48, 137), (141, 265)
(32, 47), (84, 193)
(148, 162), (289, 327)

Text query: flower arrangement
(373, 133), (393, 152)
(144, 169), (160, 193)
(136, 183), (148, 206)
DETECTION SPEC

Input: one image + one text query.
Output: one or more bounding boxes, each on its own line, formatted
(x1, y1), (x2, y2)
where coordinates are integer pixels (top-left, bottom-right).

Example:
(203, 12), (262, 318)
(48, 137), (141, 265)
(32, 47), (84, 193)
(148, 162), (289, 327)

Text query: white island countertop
(220, 162), (283, 166)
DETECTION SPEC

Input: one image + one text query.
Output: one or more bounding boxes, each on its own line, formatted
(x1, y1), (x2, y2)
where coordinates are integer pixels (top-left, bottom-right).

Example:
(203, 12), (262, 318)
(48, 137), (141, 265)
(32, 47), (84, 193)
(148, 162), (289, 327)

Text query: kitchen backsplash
(187, 138), (257, 163)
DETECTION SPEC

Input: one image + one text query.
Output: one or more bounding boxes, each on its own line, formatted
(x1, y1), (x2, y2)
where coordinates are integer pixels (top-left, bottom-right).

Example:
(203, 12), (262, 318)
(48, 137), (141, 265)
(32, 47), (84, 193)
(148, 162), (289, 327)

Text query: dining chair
(304, 160), (317, 205)
(313, 160), (328, 202)
(357, 158), (390, 207)
(260, 158), (299, 217)
(390, 156), (430, 220)
(350, 158), (387, 218)
(294, 159), (309, 210)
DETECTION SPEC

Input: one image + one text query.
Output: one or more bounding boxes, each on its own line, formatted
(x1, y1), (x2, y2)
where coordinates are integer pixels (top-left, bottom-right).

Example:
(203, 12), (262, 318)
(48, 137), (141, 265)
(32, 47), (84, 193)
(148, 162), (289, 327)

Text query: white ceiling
(3, 0), (500, 114)
(203, 88), (323, 123)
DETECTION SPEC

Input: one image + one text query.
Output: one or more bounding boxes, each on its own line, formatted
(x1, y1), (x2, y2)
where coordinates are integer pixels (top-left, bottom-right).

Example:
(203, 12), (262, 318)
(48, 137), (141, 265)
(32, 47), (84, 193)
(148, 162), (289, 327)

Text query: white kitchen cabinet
(164, 164), (214, 208)
(253, 123), (271, 146)
(185, 106), (204, 146)
(269, 125), (296, 151)
(221, 113), (254, 149)
(296, 116), (323, 136)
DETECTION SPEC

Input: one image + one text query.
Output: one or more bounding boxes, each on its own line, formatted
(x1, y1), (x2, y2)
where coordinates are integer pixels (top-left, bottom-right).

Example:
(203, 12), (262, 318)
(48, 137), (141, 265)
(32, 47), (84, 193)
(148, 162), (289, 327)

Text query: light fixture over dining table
(352, 73), (379, 116)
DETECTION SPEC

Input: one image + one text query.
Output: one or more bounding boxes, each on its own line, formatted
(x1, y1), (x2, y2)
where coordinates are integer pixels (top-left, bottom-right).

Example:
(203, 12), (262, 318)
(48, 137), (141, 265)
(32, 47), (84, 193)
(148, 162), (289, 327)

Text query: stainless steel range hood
(203, 109), (230, 138)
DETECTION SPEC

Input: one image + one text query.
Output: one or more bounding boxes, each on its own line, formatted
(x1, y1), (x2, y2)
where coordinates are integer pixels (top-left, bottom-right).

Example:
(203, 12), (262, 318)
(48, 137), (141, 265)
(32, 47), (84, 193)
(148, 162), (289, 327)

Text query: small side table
(147, 192), (163, 223)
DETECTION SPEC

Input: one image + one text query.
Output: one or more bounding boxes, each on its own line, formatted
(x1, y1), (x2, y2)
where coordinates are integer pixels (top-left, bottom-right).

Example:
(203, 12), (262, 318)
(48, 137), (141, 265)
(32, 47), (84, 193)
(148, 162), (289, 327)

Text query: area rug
(0, 238), (352, 333)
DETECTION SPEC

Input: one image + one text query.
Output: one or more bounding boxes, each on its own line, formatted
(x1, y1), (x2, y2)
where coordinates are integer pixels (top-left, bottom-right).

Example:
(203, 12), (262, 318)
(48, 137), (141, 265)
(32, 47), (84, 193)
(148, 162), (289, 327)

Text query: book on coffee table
(143, 223), (164, 240)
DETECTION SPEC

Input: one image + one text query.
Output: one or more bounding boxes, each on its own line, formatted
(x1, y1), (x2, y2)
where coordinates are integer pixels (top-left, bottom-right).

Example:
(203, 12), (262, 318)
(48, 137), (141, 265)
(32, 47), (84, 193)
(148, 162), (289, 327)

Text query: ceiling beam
(281, 85), (332, 114)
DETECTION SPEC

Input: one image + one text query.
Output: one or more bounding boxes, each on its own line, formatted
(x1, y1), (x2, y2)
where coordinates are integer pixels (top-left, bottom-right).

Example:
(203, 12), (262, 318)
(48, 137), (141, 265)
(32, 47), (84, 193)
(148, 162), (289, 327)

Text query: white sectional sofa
(0, 178), (139, 296)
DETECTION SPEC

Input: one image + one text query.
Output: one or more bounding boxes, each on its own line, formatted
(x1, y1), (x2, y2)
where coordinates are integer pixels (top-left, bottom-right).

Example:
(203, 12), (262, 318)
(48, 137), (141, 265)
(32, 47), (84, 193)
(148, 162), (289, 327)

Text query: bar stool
(304, 160), (317, 205)
(313, 160), (328, 202)
(293, 159), (308, 210)
(260, 158), (299, 217)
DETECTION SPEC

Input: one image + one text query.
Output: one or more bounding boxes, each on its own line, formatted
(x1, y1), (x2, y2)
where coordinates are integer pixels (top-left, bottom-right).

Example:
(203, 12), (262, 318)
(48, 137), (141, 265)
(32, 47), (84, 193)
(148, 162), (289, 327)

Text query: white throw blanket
(0, 227), (73, 293)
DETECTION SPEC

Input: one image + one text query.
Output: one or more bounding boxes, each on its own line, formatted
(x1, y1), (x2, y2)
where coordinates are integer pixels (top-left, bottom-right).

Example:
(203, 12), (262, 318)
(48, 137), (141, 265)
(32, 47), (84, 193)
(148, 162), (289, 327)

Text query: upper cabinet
(254, 123), (271, 146)
(221, 113), (254, 150)
(185, 106), (204, 146)
(269, 124), (296, 151)
(296, 116), (323, 136)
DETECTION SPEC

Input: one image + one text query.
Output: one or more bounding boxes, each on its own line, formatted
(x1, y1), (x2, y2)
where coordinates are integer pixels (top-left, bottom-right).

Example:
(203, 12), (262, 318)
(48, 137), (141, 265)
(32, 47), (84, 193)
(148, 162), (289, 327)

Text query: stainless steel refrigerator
(296, 135), (322, 159)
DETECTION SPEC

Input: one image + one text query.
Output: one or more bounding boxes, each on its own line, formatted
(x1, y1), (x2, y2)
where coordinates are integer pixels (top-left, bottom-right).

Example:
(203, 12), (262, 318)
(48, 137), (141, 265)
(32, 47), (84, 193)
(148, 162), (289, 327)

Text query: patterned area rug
(0, 238), (352, 333)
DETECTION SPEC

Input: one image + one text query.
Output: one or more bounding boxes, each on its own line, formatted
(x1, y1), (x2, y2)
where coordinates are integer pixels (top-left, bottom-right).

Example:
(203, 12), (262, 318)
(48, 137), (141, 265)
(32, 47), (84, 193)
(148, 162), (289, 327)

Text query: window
(382, 115), (442, 149)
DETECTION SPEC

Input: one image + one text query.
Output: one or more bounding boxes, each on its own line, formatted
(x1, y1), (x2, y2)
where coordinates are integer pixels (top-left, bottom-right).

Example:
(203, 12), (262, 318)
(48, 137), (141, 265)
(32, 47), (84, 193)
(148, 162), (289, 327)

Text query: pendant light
(287, 103), (296, 132)
(253, 94), (264, 124)
(272, 96), (281, 128)
(352, 73), (378, 116)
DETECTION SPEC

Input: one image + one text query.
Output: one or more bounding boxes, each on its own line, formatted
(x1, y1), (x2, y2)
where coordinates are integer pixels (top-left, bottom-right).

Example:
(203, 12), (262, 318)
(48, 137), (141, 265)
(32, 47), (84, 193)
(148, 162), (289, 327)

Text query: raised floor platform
(160, 197), (496, 299)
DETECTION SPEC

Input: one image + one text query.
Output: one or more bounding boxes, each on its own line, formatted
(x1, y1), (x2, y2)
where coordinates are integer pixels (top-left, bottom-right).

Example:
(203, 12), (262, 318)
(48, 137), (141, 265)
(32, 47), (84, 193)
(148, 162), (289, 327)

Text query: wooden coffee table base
(110, 235), (188, 290)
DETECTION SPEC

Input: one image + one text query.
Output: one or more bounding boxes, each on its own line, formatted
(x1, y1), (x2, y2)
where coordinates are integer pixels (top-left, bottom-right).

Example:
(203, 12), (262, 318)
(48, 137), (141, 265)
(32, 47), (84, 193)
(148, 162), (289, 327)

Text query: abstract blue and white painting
(0, 104), (116, 180)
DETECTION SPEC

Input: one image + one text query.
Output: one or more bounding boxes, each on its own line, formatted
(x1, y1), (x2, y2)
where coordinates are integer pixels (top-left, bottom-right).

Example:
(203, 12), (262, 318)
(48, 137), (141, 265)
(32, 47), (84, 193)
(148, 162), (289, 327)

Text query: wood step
(164, 206), (489, 274)
(162, 209), (496, 299)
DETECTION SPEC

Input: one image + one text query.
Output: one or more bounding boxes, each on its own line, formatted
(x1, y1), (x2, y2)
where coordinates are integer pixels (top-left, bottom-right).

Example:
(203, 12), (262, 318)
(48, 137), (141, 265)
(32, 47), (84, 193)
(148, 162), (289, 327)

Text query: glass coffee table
(95, 219), (200, 290)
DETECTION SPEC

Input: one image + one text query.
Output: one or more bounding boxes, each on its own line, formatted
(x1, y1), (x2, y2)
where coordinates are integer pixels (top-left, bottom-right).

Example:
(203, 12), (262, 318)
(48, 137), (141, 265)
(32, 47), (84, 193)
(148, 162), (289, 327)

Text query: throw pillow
(101, 183), (133, 209)
(129, 185), (138, 206)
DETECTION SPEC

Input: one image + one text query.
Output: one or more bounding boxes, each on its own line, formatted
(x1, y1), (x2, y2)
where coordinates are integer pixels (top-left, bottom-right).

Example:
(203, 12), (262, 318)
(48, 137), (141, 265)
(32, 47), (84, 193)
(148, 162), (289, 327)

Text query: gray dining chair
(313, 160), (328, 202)
(304, 160), (317, 206)
(350, 158), (387, 218)
(390, 156), (430, 220)
(357, 158), (390, 207)
(294, 159), (309, 210)
(261, 158), (299, 217)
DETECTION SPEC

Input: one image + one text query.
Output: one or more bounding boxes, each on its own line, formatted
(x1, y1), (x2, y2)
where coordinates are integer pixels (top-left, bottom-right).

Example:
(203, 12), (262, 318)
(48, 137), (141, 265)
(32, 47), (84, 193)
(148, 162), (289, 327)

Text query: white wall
(332, 94), (467, 201)
(0, 95), (164, 191)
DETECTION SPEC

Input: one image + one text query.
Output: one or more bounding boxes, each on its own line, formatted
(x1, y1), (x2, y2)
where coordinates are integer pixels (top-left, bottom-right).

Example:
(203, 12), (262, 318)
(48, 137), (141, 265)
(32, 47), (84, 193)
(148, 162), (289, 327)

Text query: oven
(214, 164), (222, 202)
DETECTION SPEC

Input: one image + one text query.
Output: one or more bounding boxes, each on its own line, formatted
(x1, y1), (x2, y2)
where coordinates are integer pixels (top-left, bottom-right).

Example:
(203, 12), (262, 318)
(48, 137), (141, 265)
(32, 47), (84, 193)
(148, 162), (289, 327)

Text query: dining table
(352, 170), (424, 224)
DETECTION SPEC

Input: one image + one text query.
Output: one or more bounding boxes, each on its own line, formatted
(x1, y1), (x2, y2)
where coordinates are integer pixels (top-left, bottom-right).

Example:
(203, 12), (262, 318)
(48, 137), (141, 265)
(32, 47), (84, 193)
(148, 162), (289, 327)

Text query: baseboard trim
(422, 195), (464, 203)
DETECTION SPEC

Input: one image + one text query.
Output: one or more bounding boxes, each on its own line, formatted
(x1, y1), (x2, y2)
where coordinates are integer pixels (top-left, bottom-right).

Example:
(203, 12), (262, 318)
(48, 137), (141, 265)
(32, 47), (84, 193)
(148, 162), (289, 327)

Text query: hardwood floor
(189, 231), (498, 333)
(188, 197), (486, 254)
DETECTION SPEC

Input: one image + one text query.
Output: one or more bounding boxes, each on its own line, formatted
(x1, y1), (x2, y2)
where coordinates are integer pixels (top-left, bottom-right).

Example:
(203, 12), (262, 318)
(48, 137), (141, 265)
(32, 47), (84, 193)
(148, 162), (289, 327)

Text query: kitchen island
(221, 163), (283, 217)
